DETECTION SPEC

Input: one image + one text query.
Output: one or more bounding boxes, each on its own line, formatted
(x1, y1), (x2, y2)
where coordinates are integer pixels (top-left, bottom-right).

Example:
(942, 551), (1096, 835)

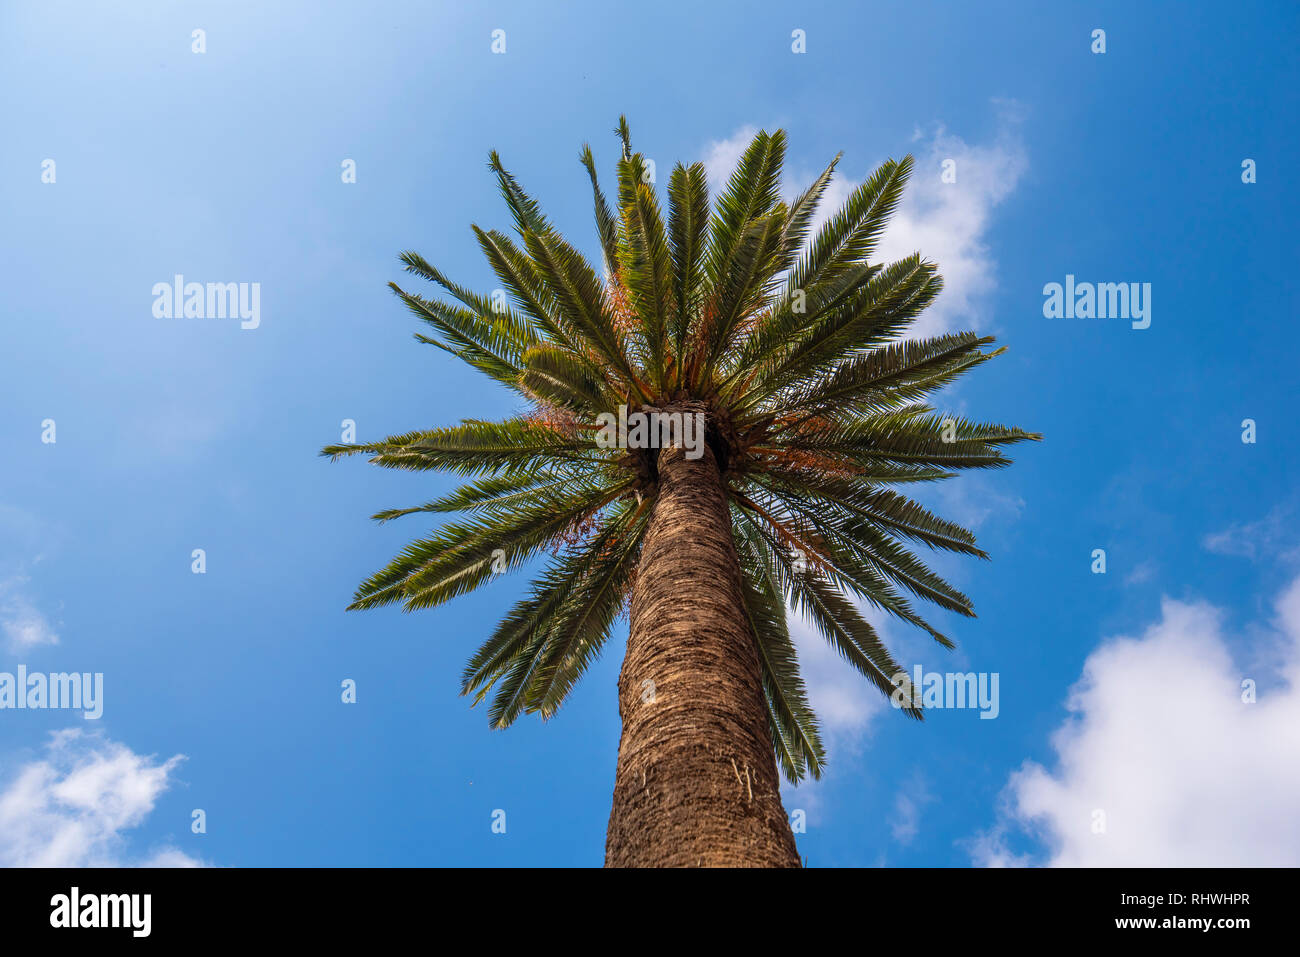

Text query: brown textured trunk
(604, 429), (801, 868)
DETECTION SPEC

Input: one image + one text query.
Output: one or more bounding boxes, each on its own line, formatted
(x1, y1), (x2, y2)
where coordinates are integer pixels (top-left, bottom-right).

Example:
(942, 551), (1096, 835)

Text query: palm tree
(323, 118), (1039, 868)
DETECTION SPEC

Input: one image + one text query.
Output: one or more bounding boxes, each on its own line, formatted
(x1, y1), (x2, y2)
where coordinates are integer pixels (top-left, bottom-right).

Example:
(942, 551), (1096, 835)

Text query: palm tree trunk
(604, 432), (801, 867)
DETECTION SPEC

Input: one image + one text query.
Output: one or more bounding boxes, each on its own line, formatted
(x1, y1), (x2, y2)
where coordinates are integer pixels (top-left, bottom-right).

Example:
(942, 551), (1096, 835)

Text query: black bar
(0, 866), (1281, 942)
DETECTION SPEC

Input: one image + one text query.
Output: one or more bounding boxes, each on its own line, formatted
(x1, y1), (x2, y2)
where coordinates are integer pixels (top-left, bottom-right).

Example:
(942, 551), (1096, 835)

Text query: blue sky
(1, 0), (1297, 867)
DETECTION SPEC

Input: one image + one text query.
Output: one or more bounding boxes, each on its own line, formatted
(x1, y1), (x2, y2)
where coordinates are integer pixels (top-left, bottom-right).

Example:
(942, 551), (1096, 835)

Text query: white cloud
(875, 103), (1027, 337)
(1, 577), (59, 650)
(890, 773), (935, 845)
(1203, 506), (1297, 562)
(971, 572), (1300, 866)
(1124, 560), (1158, 586)
(699, 103), (1027, 341)
(930, 475), (1025, 534)
(0, 729), (202, 867)
(788, 610), (891, 743)
(782, 610), (894, 815)
(784, 605), (948, 820)
(701, 125), (759, 193)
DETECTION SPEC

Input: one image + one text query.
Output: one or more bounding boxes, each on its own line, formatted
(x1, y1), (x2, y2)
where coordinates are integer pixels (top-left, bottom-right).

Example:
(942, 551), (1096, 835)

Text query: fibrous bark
(604, 421), (801, 868)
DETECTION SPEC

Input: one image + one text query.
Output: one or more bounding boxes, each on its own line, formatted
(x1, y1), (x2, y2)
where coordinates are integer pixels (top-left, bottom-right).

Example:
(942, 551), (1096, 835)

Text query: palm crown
(324, 118), (1039, 783)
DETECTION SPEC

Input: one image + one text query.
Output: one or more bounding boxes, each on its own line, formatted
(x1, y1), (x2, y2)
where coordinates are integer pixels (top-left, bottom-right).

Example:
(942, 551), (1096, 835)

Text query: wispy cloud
(784, 603), (951, 820)
(788, 608), (905, 746)
(890, 773), (935, 845)
(930, 475), (1025, 534)
(782, 609), (893, 816)
(0, 729), (202, 867)
(1, 576), (59, 651)
(1123, 559), (1158, 587)
(970, 571), (1300, 866)
(1203, 505), (1297, 562)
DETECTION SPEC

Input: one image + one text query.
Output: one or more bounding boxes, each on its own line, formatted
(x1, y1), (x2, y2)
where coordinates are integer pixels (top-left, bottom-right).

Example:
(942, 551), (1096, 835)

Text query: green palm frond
(666, 161), (710, 380)
(460, 498), (645, 721)
(580, 143), (621, 274)
(616, 154), (674, 390)
(350, 473), (629, 612)
(323, 418), (604, 476)
(733, 508), (826, 781)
